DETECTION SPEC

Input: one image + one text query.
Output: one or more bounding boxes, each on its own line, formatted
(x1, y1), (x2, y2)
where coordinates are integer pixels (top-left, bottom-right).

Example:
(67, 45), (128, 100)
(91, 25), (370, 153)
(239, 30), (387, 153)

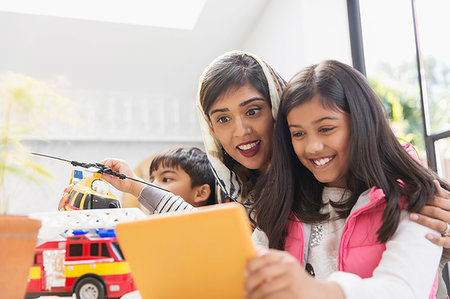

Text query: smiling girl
(246, 60), (450, 298)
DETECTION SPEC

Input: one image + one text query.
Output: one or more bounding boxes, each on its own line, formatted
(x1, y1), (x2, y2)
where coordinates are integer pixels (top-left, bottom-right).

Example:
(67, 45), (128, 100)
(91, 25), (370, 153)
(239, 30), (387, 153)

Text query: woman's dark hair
(252, 60), (450, 249)
(200, 53), (271, 117)
(150, 147), (216, 205)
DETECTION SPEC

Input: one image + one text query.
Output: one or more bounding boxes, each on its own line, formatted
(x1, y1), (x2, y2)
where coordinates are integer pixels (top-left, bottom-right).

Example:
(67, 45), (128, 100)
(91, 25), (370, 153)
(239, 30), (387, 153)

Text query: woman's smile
(236, 140), (261, 157)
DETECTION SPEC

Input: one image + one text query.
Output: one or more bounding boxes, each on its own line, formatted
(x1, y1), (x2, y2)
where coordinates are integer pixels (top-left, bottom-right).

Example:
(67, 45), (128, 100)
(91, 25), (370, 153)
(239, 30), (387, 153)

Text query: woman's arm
(410, 180), (450, 249)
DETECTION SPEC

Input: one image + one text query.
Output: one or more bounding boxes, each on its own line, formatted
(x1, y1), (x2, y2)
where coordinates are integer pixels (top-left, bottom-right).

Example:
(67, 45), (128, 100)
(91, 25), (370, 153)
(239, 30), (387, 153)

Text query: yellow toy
(65, 170), (121, 210)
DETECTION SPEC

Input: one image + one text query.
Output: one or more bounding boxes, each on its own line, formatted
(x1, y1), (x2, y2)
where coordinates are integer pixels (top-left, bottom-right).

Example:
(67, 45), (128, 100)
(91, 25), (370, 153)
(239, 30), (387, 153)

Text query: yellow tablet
(115, 202), (256, 299)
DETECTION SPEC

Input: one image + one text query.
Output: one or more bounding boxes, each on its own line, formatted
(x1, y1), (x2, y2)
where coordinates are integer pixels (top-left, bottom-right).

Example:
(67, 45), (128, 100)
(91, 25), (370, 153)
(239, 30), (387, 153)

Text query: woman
(94, 51), (286, 215)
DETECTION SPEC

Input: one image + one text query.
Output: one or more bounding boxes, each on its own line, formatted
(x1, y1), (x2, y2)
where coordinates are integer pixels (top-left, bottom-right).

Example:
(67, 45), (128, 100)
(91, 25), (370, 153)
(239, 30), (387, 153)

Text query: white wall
(243, 0), (352, 82)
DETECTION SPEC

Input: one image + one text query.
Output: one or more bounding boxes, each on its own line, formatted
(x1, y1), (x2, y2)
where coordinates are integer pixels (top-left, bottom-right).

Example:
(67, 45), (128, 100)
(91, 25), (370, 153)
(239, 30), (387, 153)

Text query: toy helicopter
(65, 169), (121, 210)
(32, 152), (168, 211)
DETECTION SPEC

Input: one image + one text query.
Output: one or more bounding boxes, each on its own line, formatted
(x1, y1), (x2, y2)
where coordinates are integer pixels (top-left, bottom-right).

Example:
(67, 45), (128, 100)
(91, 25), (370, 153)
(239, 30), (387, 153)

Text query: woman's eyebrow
(209, 97), (265, 117)
(240, 97), (266, 107)
(209, 107), (229, 117)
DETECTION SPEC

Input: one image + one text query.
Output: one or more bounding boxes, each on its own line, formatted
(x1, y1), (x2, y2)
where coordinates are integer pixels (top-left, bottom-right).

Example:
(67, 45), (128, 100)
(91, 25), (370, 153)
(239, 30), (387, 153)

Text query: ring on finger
(441, 223), (450, 236)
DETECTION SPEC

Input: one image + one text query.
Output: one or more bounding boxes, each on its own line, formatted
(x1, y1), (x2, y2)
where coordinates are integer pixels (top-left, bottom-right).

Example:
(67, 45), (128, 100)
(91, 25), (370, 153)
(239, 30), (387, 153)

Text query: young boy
(149, 147), (216, 207)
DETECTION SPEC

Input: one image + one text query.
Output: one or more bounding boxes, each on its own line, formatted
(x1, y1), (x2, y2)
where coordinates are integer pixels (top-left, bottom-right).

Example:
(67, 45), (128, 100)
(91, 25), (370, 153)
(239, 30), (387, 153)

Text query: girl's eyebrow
(209, 97), (266, 117)
(313, 116), (339, 124)
(288, 116), (339, 128)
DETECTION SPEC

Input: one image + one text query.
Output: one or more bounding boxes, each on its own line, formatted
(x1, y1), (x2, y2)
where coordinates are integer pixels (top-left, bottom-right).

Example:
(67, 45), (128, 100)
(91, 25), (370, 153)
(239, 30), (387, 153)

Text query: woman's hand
(410, 180), (450, 248)
(244, 248), (343, 299)
(58, 184), (74, 211)
(100, 158), (146, 198)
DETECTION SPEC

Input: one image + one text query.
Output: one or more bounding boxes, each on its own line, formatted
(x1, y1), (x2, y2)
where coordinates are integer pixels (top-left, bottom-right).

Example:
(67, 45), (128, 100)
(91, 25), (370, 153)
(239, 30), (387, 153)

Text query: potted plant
(0, 73), (73, 298)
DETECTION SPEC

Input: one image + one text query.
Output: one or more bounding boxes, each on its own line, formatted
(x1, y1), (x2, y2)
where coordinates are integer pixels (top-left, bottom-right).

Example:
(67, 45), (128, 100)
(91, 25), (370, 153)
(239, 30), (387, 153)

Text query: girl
(246, 60), (449, 298)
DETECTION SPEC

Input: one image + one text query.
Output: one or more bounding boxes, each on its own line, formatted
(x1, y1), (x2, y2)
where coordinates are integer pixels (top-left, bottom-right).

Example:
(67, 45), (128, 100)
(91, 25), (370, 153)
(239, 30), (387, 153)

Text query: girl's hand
(410, 180), (450, 248)
(244, 248), (343, 299)
(100, 159), (146, 198)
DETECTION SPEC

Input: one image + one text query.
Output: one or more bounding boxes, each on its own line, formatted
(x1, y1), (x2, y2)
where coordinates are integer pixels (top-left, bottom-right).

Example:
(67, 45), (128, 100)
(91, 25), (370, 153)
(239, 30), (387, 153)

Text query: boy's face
(150, 165), (201, 206)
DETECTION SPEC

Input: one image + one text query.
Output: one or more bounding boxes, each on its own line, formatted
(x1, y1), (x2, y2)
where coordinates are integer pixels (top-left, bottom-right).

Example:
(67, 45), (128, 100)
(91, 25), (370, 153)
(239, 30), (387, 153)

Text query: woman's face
(208, 84), (274, 172)
(287, 96), (351, 188)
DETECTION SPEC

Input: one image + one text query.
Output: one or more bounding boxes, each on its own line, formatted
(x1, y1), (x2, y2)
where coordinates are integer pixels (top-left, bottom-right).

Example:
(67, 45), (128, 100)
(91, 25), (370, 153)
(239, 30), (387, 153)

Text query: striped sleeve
(137, 185), (196, 214)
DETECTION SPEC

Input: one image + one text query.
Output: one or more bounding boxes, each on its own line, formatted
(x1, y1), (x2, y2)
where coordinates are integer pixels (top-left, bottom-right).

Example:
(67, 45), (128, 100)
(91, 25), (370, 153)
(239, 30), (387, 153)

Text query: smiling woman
(97, 51), (286, 216)
(207, 84), (274, 172)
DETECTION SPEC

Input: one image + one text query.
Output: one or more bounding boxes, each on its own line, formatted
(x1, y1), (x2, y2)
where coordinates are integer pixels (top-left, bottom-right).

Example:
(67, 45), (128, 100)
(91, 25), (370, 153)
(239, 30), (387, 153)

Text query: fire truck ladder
(29, 208), (147, 242)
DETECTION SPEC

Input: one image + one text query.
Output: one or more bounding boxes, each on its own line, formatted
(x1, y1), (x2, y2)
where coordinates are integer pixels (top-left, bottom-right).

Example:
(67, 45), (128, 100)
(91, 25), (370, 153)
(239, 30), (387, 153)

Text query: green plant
(0, 73), (73, 214)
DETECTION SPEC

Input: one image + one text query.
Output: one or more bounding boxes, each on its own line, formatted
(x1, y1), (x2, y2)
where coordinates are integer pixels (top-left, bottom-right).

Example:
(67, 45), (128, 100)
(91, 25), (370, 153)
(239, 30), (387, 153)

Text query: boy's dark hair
(149, 147), (216, 205)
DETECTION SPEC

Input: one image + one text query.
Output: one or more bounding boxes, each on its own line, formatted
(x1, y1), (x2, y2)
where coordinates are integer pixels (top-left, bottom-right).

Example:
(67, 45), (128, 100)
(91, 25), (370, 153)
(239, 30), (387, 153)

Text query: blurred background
(0, 0), (448, 214)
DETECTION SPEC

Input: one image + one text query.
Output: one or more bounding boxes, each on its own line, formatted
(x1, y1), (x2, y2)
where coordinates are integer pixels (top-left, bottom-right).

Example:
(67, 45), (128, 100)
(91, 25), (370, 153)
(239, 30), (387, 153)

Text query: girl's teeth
(313, 157), (332, 166)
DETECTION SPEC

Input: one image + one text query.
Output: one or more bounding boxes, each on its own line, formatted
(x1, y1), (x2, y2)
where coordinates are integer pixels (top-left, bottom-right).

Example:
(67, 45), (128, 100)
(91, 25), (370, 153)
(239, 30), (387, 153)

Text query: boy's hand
(58, 184), (74, 211)
(100, 159), (146, 198)
(410, 180), (450, 248)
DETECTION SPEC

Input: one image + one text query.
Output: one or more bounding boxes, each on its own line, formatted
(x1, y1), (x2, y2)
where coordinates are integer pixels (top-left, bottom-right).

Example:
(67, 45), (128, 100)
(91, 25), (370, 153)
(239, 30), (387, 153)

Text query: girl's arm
(245, 248), (344, 299)
(246, 211), (442, 299)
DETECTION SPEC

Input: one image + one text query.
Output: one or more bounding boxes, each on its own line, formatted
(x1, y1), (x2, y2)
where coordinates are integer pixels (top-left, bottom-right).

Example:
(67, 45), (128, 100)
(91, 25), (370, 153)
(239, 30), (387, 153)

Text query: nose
(304, 135), (324, 155)
(233, 117), (252, 137)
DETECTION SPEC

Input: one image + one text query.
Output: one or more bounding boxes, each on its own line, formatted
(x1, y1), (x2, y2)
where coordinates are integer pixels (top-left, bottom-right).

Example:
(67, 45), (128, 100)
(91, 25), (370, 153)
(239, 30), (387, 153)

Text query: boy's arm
(138, 185), (196, 214)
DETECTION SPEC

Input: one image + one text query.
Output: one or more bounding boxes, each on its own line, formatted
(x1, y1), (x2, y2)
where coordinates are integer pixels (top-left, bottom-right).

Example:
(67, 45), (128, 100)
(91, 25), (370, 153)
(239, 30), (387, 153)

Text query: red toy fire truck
(26, 208), (146, 299)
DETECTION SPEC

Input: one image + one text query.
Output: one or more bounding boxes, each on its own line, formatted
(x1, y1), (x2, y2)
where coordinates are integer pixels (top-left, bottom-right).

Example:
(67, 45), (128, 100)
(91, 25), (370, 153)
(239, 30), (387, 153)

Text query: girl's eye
(319, 127), (335, 133)
(216, 116), (230, 124)
(292, 131), (305, 138)
(246, 107), (261, 116)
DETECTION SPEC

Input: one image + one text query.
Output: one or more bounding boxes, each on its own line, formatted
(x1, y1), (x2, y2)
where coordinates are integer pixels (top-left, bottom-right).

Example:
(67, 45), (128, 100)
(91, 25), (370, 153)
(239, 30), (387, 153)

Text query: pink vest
(284, 187), (438, 298)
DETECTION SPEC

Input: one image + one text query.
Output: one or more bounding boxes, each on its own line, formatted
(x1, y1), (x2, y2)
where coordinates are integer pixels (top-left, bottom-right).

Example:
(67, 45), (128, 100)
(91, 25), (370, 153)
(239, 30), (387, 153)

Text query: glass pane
(360, 0), (425, 156)
(415, 0), (450, 135)
(435, 137), (450, 182)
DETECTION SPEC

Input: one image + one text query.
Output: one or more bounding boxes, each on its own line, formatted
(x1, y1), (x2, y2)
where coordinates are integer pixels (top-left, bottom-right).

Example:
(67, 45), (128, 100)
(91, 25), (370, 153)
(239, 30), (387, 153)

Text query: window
(90, 243), (99, 256)
(101, 243), (110, 257)
(68, 244), (83, 257)
(357, 0), (450, 179)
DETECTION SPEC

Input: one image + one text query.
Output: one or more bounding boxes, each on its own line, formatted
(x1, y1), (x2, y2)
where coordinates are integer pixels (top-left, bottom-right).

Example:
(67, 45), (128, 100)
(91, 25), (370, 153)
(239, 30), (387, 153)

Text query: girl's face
(287, 96), (351, 188)
(208, 84), (274, 172)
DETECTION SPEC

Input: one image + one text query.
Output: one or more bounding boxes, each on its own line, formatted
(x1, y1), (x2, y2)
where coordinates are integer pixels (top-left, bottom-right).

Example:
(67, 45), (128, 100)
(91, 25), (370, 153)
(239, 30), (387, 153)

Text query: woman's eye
(320, 127), (335, 133)
(217, 116), (230, 124)
(246, 107), (261, 116)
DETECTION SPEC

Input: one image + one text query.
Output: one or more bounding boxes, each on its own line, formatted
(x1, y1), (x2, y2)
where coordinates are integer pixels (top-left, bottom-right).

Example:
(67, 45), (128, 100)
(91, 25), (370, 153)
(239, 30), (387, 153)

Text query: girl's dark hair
(252, 60), (449, 249)
(200, 53), (271, 117)
(150, 147), (216, 205)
